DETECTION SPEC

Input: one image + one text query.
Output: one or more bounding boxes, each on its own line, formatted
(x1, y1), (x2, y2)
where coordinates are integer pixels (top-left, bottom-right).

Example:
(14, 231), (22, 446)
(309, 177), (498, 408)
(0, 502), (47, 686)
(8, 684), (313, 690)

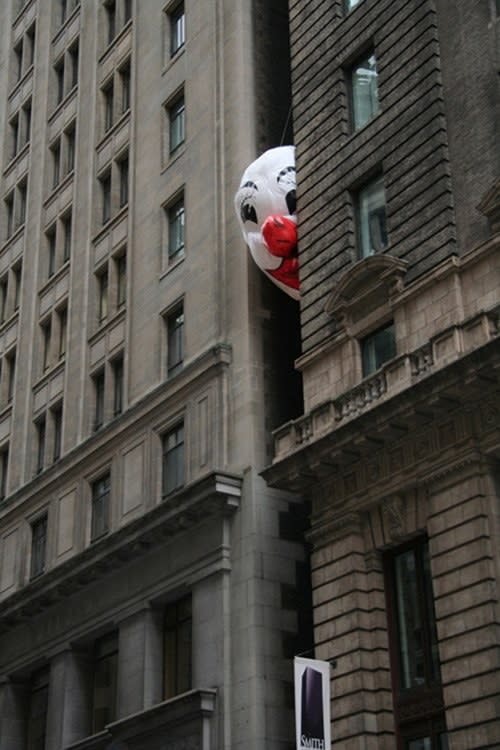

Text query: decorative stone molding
(382, 496), (405, 541)
(307, 511), (363, 548)
(478, 179), (500, 234)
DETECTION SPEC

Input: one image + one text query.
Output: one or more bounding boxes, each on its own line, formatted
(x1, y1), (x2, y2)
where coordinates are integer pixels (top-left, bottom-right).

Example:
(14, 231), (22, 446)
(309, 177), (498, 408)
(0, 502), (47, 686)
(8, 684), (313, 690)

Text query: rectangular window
(120, 60), (131, 112)
(5, 193), (14, 239)
(170, 3), (185, 57)
(361, 322), (396, 377)
(47, 226), (56, 277)
(13, 264), (22, 311)
(62, 211), (72, 262)
(6, 350), (16, 403)
(116, 253), (126, 307)
(36, 416), (46, 473)
(351, 52), (380, 130)
(112, 356), (124, 416)
(162, 422), (184, 496)
(52, 404), (63, 461)
(9, 114), (19, 160)
(41, 318), (52, 372)
(55, 58), (65, 105)
(66, 124), (76, 174)
(26, 24), (36, 68)
(123, 0), (132, 24)
(105, 0), (117, 45)
(59, 0), (68, 25)
(169, 95), (185, 154)
(14, 40), (23, 82)
(93, 370), (105, 430)
(92, 632), (118, 732)
(58, 305), (68, 359)
(30, 515), (48, 578)
(385, 538), (445, 746)
(69, 41), (79, 90)
(0, 446), (9, 500)
(168, 197), (185, 262)
(91, 473), (110, 540)
(167, 304), (184, 376)
(97, 268), (109, 321)
(17, 180), (27, 226)
(0, 277), (7, 323)
(51, 139), (61, 188)
(101, 172), (112, 224)
(119, 154), (129, 207)
(22, 99), (32, 147)
(163, 595), (192, 699)
(27, 668), (49, 750)
(356, 174), (387, 258)
(103, 80), (114, 132)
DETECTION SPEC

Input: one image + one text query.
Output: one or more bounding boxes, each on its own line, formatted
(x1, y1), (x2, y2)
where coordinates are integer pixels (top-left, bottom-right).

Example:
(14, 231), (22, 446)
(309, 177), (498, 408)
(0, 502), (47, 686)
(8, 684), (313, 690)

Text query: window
(69, 41), (79, 90)
(0, 277), (7, 323)
(119, 60), (131, 113)
(93, 370), (105, 430)
(14, 40), (23, 82)
(361, 322), (396, 376)
(112, 356), (124, 416)
(162, 422), (184, 496)
(54, 58), (65, 105)
(351, 52), (380, 130)
(0, 446), (9, 500)
(57, 305), (68, 359)
(168, 196), (185, 262)
(27, 668), (49, 750)
(13, 264), (22, 311)
(36, 417), (46, 473)
(62, 211), (72, 262)
(104, 0), (117, 45)
(385, 538), (446, 748)
(92, 633), (118, 732)
(97, 267), (109, 321)
(118, 154), (129, 207)
(168, 95), (185, 153)
(18, 180), (27, 227)
(103, 80), (114, 132)
(65, 123), (76, 174)
(167, 304), (184, 375)
(356, 174), (387, 258)
(22, 99), (32, 147)
(26, 24), (36, 68)
(51, 139), (61, 188)
(116, 253), (126, 307)
(41, 318), (52, 372)
(123, 0), (132, 24)
(52, 404), (63, 461)
(30, 515), (48, 578)
(100, 171), (112, 224)
(169, 3), (185, 57)
(47, 226), (56, 277)
(5, 192), (14, 239)
(6, 350), (16, 403)
(91, 473), (110, 540)
(163, 595), (192, 699)
(9, 114), (19, 160)
(59, 0), (68, 25)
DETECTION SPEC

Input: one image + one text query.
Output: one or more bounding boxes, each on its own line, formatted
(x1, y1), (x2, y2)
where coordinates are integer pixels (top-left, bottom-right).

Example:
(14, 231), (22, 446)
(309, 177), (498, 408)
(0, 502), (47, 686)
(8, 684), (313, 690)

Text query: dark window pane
(162, 423), (184, 496)
(167, 306), (184, 375)
(91, 473), (110, 540)
(362, 323), (396, 376)
(357, 175), (387, 257)
(30, 515), (47, 578)
(170, 4), (185, 56)
(351, 53), (379, 130)
(164, 596), (192, 698)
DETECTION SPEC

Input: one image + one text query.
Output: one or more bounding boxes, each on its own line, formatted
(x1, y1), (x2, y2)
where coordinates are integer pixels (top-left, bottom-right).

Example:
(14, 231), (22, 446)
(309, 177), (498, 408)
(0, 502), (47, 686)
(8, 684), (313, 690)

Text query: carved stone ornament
(382, 495), (405, 540)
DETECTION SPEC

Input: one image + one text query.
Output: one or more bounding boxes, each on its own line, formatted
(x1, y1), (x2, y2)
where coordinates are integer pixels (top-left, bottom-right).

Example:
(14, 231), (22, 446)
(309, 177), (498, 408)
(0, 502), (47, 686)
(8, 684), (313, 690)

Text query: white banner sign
(294, 657), (331, 750)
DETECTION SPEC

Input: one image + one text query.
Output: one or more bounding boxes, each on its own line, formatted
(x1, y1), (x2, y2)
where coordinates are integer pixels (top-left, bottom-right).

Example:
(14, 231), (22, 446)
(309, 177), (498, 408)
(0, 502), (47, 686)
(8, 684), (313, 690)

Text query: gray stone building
(265, 0), (500, 748)
(0, 1), (309, 749)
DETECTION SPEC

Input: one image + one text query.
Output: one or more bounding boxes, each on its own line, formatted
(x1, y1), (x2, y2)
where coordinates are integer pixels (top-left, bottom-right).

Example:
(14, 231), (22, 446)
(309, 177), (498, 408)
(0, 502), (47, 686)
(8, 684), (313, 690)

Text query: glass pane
(407, 738), (432, 750)
(394, 548), (425, 689)
(439, 733), (449, 750)
(357, 176), (387, 257)
(169, 100), (185, 152)
(352, 53), (379, 129)
(362, 324), (395, 376)
(423, 544), (441, 683)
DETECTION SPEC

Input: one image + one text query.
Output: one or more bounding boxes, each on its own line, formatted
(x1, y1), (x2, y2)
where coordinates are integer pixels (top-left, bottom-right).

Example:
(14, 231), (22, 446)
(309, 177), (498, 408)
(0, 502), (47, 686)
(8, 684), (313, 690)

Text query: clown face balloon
(235, 145), (299, 299)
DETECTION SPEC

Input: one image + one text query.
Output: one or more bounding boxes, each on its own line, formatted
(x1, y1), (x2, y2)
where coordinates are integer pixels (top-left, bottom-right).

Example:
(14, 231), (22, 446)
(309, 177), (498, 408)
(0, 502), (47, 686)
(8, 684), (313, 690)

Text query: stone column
(45, 648), (92, 749)
(117, 607), (163, 719)
(0, 677), (28, 750)
(427, 461), (500, 749)
(309, 512), (394, 750)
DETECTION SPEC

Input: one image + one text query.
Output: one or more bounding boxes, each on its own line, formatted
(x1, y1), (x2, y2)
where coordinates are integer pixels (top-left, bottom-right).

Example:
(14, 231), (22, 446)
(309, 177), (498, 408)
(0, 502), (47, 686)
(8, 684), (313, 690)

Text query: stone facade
(265, 0), (500, 748)
(0, 2), (308, 749)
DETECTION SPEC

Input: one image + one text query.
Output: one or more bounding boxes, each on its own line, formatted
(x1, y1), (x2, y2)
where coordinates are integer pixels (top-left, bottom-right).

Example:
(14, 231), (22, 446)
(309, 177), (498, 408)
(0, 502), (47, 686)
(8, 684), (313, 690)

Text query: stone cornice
(0, 471), (242, 633)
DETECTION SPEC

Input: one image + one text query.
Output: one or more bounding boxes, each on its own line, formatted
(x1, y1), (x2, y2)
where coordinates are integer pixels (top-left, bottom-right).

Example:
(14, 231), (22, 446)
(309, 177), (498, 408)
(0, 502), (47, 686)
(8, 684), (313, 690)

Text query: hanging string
(280, 102), (292, 146)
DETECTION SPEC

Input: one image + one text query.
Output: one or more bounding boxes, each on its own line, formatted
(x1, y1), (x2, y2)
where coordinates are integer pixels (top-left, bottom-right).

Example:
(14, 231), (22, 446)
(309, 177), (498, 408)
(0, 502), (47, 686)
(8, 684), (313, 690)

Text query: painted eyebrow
(242, 181), (258, 190)
(277, 166), (296, 182)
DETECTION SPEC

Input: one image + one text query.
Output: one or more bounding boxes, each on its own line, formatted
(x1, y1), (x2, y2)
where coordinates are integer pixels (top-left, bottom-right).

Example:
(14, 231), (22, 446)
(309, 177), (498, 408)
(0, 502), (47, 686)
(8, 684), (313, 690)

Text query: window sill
(162, 44), (185, 76)
(48, 86), (78, 126)
(96, 109), (131, 153)
(0, 310), (19, 337)
(8, 65), (34, 101)
(51, 4), (81, 44)
(88, 306), (126, 346)
(33, 360), (65, 395)
(160, 252), (185, 280)
(12, 0), (36, 27)
(162, 143), (186, 174)
(92, 204), (128, 245)
(98, 19), (133, 64)
(3, 142), (30, 178)
(44, 170), (75, 206)
(38, 260), (70, 294)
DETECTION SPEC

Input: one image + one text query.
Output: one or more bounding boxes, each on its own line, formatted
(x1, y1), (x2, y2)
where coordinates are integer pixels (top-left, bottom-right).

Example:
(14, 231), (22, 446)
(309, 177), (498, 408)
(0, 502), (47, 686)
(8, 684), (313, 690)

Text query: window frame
(349, 49), (380, 131)
(161, 421), (185, 497)
(168, 94), (185, 154)
(90, 472), (111, 541)
(167, 195), (185, 263)
(355, 173), (388, 258)
(30, 514), (48, 579)
(361, 321), (396, 377)
(163, 594), (192, 699)
(169, 2), (185, 58)
(166, 303), (184, 376)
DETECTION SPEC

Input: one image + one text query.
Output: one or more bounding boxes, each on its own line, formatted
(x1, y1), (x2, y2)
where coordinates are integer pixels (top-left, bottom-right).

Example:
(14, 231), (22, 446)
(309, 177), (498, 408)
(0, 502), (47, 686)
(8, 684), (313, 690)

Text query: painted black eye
(286, 189), (296, 215)
(241, 203), (258, 224)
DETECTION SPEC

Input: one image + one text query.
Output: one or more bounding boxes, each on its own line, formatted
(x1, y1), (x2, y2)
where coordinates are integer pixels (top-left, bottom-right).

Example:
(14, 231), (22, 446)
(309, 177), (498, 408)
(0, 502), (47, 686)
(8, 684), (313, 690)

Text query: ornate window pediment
(324, 255), (407, 334)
